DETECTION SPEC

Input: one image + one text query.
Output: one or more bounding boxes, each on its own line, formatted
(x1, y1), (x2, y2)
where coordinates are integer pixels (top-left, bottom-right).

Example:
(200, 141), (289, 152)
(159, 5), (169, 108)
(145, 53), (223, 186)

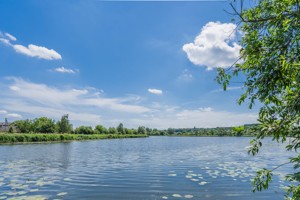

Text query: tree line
(8, 115), (257, 137)
(10, 115), (155, 135)
(152, 125), (257, 137)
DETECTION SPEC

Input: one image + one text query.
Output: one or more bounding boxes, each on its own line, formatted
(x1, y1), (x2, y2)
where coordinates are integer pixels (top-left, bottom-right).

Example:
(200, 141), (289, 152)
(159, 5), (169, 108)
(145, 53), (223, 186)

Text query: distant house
(0, 118), (11, 132)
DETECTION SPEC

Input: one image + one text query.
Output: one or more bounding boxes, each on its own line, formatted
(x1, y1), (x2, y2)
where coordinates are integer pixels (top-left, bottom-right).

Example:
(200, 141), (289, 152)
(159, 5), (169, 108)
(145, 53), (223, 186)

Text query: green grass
(0, 133), (148, 144)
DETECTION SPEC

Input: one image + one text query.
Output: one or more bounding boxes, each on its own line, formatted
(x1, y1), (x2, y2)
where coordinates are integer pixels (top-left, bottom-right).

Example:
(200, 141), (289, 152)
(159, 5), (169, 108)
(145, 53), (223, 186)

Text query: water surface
(0, 137), (293, 200)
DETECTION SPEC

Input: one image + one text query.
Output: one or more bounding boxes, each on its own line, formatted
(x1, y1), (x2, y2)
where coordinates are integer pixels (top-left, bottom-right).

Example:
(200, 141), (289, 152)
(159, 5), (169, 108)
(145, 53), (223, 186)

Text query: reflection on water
(0, 137), (294, 200)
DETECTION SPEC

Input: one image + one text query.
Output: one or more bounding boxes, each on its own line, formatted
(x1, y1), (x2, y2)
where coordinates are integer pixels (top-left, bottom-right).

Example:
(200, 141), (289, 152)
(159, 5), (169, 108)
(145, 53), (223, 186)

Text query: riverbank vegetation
(149, 125), (258, 137)
(0, 133), (147, 144)
(0, 114), (259, 144)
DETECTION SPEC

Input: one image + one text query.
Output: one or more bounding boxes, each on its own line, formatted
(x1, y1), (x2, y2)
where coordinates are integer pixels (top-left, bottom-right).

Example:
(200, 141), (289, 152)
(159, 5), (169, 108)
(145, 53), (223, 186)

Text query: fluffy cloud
(13, 44), (62, 60)
(148, 88), (163, 95)
(0, 32), (62, 60)
(183, 21), (241, 70)
(53, 67), (79, 74)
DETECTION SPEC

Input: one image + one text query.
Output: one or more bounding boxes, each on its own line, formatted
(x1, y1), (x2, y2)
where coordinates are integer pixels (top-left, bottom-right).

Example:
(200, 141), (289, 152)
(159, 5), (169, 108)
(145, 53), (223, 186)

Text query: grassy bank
(0, 133), (148, 144)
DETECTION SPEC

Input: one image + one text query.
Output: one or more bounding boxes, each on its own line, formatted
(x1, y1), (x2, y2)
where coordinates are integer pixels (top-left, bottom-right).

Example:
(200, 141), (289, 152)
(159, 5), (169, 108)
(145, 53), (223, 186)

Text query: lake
(0, 137), (293, 200)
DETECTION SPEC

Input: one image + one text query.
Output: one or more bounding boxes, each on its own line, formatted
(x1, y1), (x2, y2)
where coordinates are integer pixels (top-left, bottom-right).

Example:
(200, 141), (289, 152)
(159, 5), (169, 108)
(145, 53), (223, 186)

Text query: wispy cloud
(6, 113), (22, 118)
(0, 110), (8, 115)
(52, 67), (79, 74)
(2, 77), (151, 120)
(177, 69), (193, 82)
(125, 106), (257, 129)
(0, 109), (22, 119)
(183, 21), (241, 70)
(148, 88), (163, 95)
(4, 33), (16, 41)
(0, 32), (62, 60)
(0, 77), (257, 128)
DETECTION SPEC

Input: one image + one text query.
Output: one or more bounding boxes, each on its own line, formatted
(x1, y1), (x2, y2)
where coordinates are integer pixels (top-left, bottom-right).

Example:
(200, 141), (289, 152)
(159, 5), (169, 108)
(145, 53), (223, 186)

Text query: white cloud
(5, 33), (17, 41)
(0, 77), (258, 128)
(0, 109), (22, 119)
(148, 88), (163, 95)
(6, 113), (22, 118)
(0, 38), (10, 45)
(5, 77), (151, 114)
(0, 110), (8, 114)
(183, 21), (241, 69)
(53, 67), (79, 74)
(13, 44), (62, 60)
(126, 107), (257, 129)
(0, 32), (62, 60)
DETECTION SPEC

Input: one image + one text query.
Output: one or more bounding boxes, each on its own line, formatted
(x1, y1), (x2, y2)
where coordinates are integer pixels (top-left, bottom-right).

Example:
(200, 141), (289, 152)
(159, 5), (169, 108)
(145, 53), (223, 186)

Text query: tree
(56, 114), (72, 133)
(124, 128), (133, 135)
(74, 126), (94, 135)
(108, 127), (117, 134)
(137, 126), (146, 135)
(232, 126), (245, 136)
(117, 123), (124, 134)
(95, 125), (108, 134)
(33, 117), (56, 133)
(13, 119), (34, 133)
(217, 0), (300, 199)
(8, 126), (14, 133)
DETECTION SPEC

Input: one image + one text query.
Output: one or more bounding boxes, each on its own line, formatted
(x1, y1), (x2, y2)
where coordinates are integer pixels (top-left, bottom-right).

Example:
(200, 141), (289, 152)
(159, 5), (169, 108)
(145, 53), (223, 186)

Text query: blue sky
(0, 0), (258, 128)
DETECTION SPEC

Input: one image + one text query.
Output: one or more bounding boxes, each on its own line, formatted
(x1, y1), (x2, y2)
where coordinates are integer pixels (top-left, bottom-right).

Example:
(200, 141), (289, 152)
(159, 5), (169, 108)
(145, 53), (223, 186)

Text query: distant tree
(95, 125), (108, 134)
(117, 123), (124, 134)
(8, 126), (14, 133)
(74, 126), (94, 134)
(232, 126), (245, 136)
(33, 117), (56, 133)
(56, 114), (72, 133)
(167, 128), (175, 135)
(131, 129), (138, 135)
(146, 127), (152, 134)
(108, 127), (117, 134)
(13, 119), (34, 133)
(124, 128), (133, 135)
(137, 126), (146, 135)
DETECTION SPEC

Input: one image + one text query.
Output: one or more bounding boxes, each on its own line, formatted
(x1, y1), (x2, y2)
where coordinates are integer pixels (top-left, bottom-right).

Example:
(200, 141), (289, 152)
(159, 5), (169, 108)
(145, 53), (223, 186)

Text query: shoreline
(0, 133), (148, 144)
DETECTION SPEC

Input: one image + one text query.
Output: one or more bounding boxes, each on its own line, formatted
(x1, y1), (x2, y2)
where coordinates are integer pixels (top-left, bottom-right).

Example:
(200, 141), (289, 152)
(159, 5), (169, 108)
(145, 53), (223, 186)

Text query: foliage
(95, 125), (108, 134)
(148, 125), (256, 137)
(33, 117), (56, 133)
(56, 114), (72, 133)
(0, 133), (148, 143)
(8, 126), (14, 133)
(232, 126), (245, 136)
(74, 126), (94, 135)
(137, 126), (147, 135)
(13, 119), (34, 133)
(108, 127), (117, 134)
(217, 0), (300, 198)
(117, 123), (124, 134)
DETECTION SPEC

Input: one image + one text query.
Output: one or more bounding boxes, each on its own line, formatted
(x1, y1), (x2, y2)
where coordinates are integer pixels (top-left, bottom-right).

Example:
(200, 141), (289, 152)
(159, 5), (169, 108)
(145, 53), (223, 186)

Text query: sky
(0, 0), (259, 129)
